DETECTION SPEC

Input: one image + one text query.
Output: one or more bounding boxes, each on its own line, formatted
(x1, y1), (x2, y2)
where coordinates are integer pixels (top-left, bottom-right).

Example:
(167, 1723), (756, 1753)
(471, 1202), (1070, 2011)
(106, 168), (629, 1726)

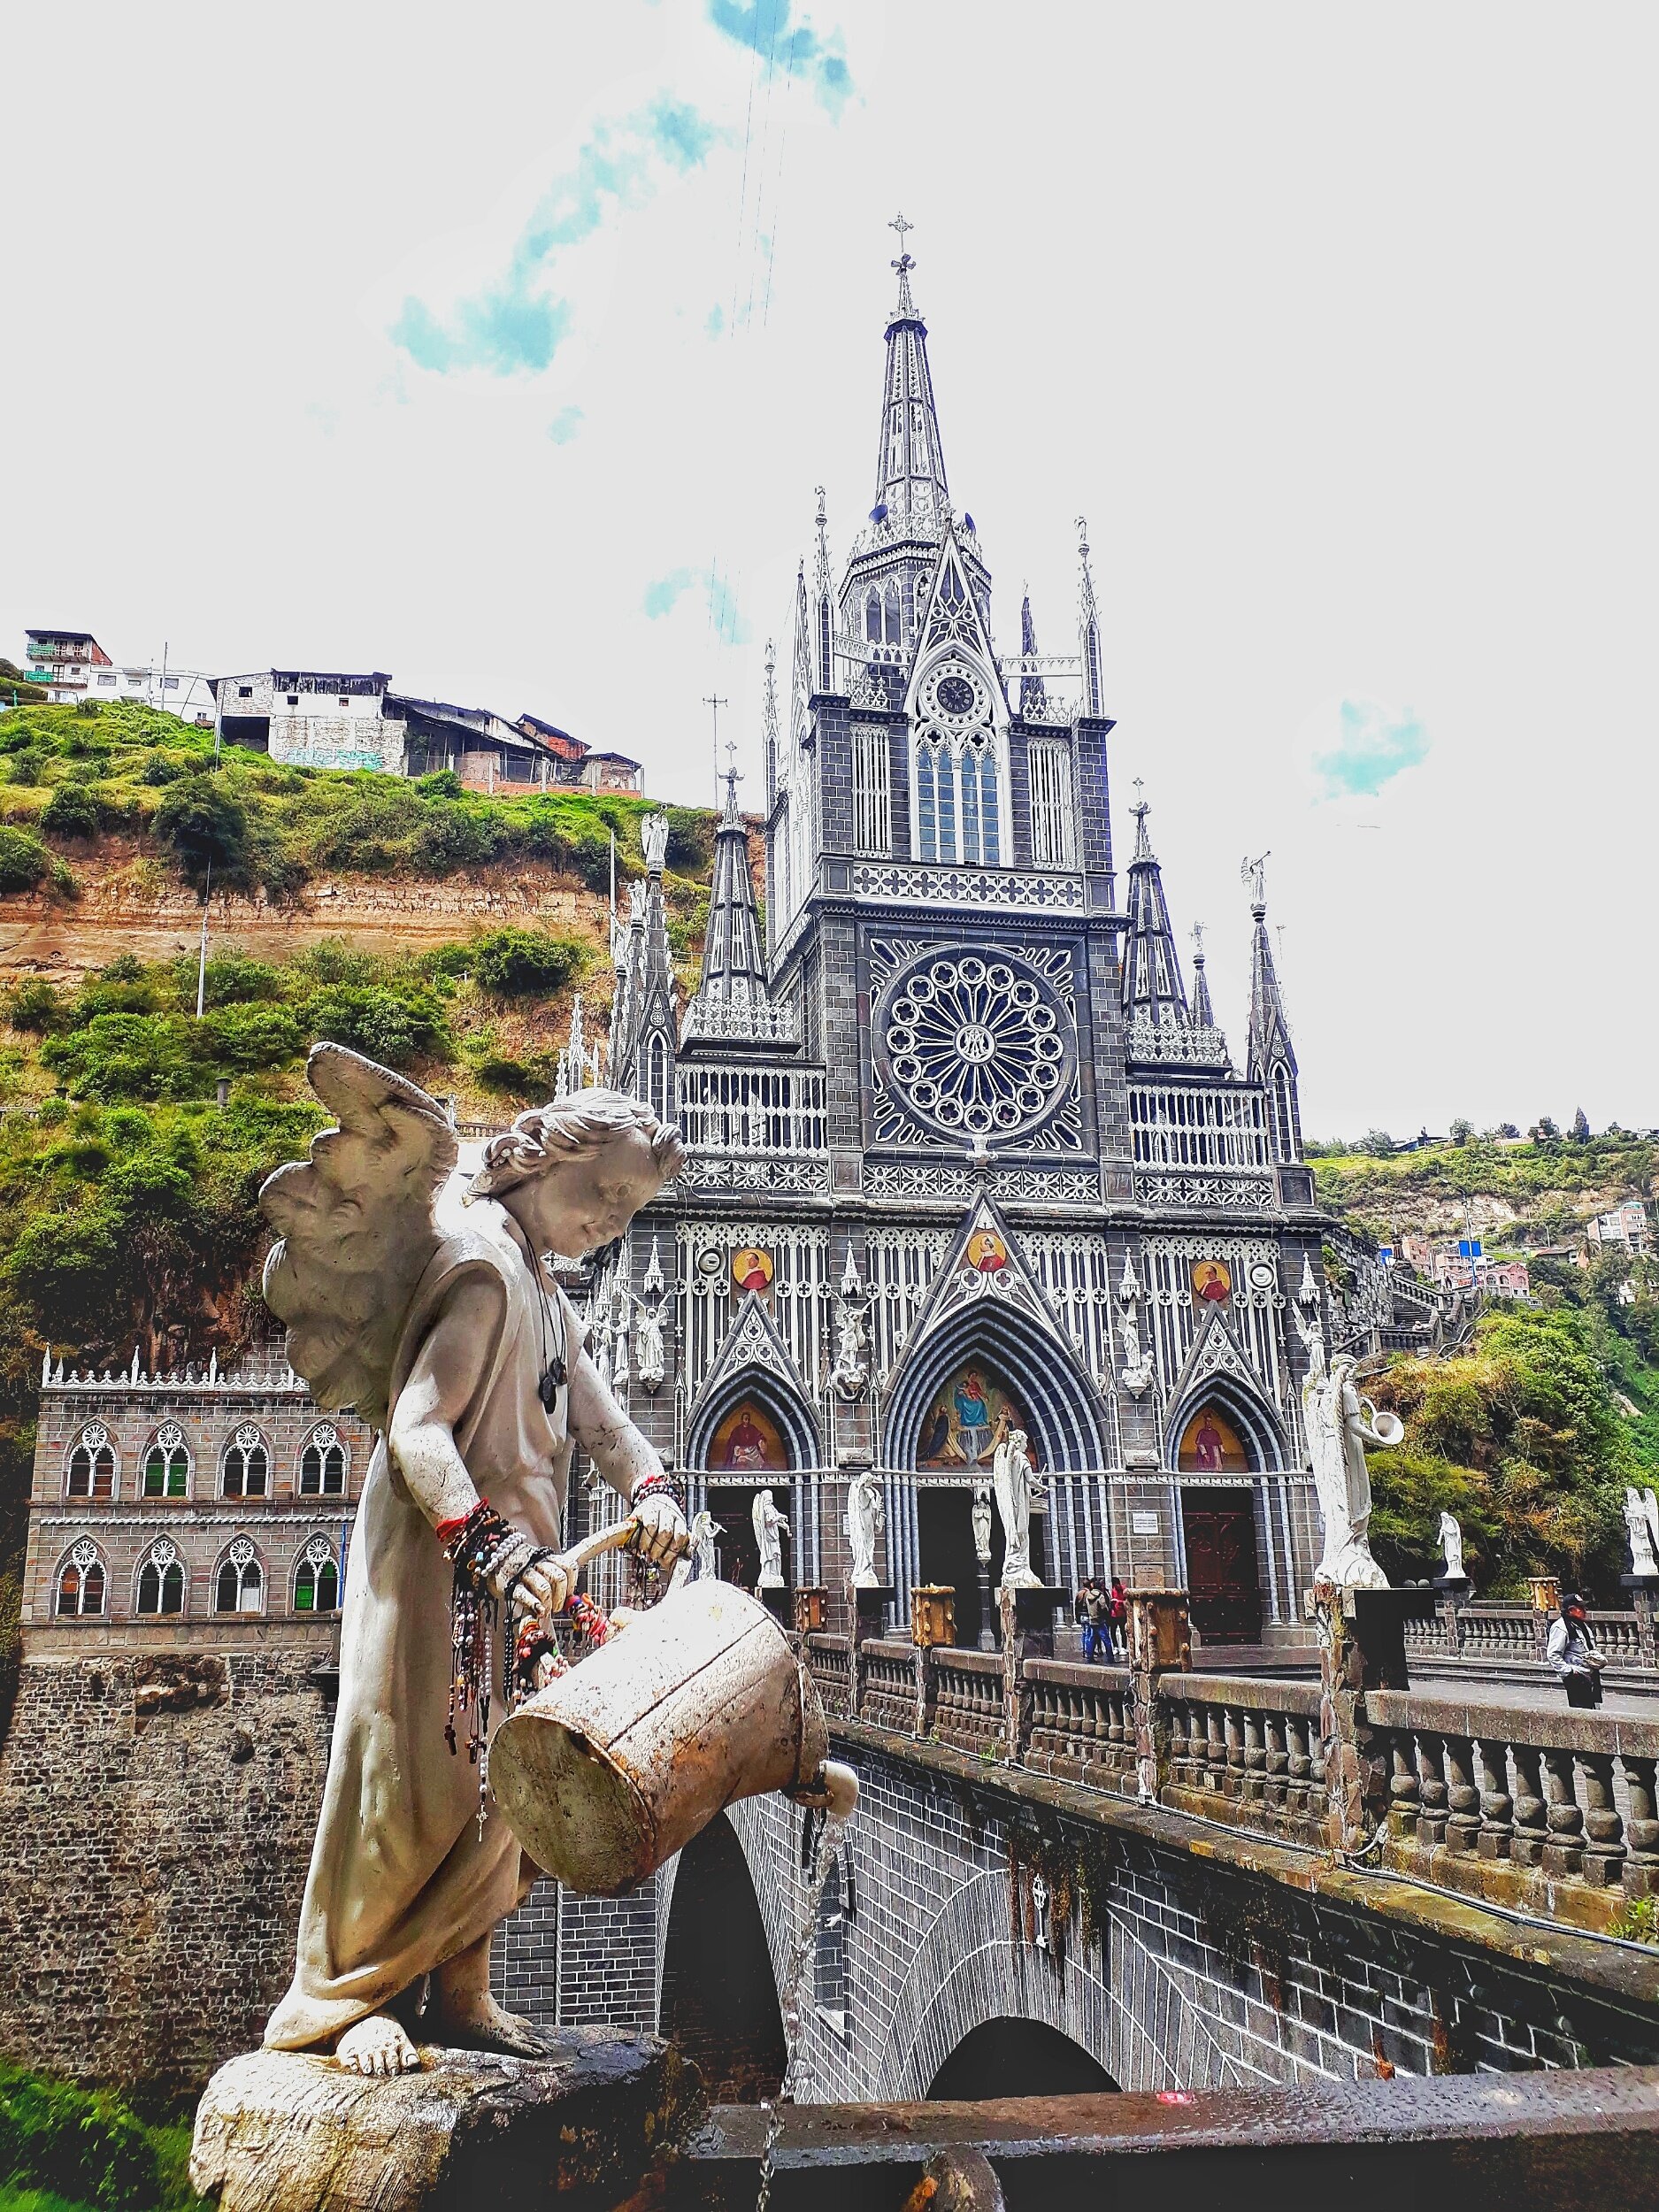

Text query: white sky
(2, 2), (1655, 1140)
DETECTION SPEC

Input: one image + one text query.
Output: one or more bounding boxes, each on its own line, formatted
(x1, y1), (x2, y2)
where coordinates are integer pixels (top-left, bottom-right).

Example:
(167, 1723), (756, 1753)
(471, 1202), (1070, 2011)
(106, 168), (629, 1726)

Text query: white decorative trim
(1125, 1018), (1233, 1069)
(679, 1154), (830, 1194)
(850, 863), (1086, 911)
(1133, 1171), (1277, 1214)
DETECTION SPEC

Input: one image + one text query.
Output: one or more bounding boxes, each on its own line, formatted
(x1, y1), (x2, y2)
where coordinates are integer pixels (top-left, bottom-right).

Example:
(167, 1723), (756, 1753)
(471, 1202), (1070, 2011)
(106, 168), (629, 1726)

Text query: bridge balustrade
(1159, 1674), (1326, 1847)
(1023, 1659), (1135, 1792)
(860, 1639), (919, 1735)
(1368, 1691), (1659, 1905)
(929, 1648), (1004, 1756)
(803, 1632), (853, 1719)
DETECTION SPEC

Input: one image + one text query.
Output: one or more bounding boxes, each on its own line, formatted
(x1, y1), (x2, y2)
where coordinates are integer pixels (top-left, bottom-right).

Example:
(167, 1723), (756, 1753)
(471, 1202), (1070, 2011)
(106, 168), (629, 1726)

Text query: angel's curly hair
(467, 1088), (686, 1201)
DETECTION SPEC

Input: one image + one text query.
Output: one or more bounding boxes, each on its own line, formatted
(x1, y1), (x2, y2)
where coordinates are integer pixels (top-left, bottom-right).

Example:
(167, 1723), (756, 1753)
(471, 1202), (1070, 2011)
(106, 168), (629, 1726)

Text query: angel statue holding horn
(258, 1046), (688, 2079)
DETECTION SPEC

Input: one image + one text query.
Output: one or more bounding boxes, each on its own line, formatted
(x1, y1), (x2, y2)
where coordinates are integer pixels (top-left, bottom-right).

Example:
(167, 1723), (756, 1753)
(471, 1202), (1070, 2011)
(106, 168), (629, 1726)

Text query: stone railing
(1159, 1673), (1327, 1847)
(1369, 1689), (1659, 1912)
(1403, 1601), (1656, 1671)
(806, 1627), (1659, 1935)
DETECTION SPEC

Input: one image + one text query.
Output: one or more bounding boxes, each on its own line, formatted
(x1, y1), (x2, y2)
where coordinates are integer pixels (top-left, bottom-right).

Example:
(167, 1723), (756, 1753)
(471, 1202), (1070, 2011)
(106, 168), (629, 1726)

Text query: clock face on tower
(875, 949), (1078, 1141)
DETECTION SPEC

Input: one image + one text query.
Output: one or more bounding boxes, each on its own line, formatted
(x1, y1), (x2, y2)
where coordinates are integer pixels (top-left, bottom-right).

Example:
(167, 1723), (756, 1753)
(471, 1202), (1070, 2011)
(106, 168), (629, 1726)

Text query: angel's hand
(511, 1555), (572, 1624)
(631, 1493), (688, 1569)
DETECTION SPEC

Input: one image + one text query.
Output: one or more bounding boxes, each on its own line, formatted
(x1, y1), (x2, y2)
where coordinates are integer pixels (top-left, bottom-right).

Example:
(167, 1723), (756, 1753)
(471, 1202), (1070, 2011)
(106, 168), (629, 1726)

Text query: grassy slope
(0, 702), (717, 1725)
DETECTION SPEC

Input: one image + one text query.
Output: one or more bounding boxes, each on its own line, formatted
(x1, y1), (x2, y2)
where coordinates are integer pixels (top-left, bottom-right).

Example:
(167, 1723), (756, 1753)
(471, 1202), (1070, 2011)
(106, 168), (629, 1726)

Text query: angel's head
(468, 1089), (685, 1258)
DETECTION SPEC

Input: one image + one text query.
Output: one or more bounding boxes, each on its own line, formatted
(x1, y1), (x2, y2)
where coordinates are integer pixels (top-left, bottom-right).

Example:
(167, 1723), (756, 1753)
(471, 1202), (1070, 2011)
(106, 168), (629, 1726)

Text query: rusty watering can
(490, 1517), (857, 1895)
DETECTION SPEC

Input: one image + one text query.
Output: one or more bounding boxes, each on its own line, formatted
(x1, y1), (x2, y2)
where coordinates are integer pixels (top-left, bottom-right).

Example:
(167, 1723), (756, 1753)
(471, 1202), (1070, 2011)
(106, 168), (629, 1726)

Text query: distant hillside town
(11, 626), (642, 797)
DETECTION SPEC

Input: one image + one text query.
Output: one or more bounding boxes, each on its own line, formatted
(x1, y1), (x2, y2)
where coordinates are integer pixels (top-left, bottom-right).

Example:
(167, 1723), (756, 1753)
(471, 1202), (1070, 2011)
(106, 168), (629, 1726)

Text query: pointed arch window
(864, 588), (882, 642)
(852, 725), (891, 856)
(142, 1423), (190, 1500)
(295, 1534), (342, 1616)
(222, 1426), (269, 1500)
(56, 1540), (106, 1617)
(1028, 739), (1076, 869)
(299, 1424), (347, 1498)
(916, 743), (939, 860)
(882, 582), (901, 644)
(215, 1539), (264, 1615)
(135, 1539), (186, 1617)
(1272, 1065), (1298, 1164)
(65, 1424), (116, 1501)
(648, 1036), (672, 1127)
(913, 734), (1000, 866)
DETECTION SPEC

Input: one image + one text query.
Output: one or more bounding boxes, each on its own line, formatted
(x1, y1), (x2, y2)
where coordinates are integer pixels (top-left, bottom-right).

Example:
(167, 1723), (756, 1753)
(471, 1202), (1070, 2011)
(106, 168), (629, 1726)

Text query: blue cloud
(1313, 699), (1430, 798)
(705, 303), (725, 337)
(393, 99), (724, 376)
(642, 565), (752, 643)
(707, 0), (854, 111)
(545, 405), (584, 444)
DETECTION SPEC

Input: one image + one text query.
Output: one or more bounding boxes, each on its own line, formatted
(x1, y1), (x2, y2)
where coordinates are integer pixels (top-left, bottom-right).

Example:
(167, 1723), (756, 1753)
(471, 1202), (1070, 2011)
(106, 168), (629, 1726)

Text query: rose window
(879, 952), (1075, 1140)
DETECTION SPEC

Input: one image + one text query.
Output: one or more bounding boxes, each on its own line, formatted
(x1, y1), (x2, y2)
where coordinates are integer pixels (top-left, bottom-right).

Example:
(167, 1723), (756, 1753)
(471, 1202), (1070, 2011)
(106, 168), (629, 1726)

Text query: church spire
(1190, 921), (1216, 1031)
(682, 752), (784, 1048)
(1243, 855), (1302, 1163)
(1120, 788), (1189, 1030)
(1018, 585), (1047, 718)
(1077, 514), (1103, 718)
(762, 637), (780, 810)
(813, 487), (834, 694)
(872, 215), (949, 535)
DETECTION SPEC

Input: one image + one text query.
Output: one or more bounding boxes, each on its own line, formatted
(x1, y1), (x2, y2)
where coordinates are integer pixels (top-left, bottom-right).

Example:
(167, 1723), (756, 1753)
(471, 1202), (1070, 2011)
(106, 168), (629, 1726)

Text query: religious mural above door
(917, 1363), (1030, 1471)
(1190, 1258), (1233, 1307)
(1177, 1402), (1251, 1475)
(710, 1400), (789, 1472)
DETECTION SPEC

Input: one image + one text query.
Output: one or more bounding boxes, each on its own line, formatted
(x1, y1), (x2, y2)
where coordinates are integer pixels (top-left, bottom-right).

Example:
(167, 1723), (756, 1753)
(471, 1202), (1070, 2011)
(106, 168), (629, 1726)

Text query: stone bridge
(513, 1625), (1659, 2102)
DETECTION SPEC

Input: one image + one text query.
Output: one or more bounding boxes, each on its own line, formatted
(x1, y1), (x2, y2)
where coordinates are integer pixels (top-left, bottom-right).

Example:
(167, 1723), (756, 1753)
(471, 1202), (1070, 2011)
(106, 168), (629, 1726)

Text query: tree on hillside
(1532, 1116), (1562, 1148)
(1449, 1117), (1474, 1144)
(1366, 1303), (1633, 1598)
(1359, 1128), (1394, 1157)
(1571, 1106), (1592, 1143)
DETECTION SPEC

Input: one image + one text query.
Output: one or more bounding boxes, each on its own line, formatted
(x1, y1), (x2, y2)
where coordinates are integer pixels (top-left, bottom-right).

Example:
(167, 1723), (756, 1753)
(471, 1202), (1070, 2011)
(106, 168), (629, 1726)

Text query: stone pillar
(1313, 1581), (1393, 1856)
(1529, 1577), (1561, 1661)
(1622, 1574), (1659, 1668)
(999, 1586), (1064, 1766)
(1433, 1574), (1470, 1656)
(1126, 1587), (1191, 1806)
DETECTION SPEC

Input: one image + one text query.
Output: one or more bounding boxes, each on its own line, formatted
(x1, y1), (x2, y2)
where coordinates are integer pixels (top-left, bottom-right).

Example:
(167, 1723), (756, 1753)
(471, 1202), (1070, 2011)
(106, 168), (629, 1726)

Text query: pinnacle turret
(1018, 587), (1047, 718)
(1244, 856), (1302, 1162)
(1120, 791), (1188, 1030)
(872, 216), (950, 536)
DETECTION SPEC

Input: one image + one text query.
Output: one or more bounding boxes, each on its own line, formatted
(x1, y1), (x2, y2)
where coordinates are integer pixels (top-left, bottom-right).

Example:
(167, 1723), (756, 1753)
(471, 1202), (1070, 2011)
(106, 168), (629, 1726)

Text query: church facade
(596, 242), (1331, 1648)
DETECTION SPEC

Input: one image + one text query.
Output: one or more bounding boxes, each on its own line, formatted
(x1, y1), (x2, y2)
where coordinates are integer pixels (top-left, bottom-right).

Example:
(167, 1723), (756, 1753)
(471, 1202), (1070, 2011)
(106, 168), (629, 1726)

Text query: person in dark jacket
(1074, 1580), (1097, 1661)
(1548, 1592), (1605, 1708)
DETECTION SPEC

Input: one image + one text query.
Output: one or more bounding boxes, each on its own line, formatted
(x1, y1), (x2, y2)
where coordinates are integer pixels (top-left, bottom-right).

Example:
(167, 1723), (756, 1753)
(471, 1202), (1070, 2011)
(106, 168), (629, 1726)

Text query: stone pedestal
(1432, 1575), (1471, 1655)
(850, 1584), (893, 1644)
(1623, 1575), (1659, 1667)
(975, 1555), (995, 1651)
(757, 1586), (791, 1630)
(190, 2035), (697, 2212)
(999, 1585), (1066, 1660)
(1312, 1584), (1432, 1854)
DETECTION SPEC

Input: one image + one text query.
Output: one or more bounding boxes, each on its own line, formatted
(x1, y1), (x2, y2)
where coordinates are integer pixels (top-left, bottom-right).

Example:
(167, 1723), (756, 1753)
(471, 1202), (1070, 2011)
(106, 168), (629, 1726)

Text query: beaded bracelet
(631, 1471), (685, 1511)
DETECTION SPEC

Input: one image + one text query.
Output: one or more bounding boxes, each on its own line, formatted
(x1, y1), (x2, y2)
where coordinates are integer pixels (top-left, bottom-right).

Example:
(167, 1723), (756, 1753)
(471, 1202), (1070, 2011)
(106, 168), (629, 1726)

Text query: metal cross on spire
(888, 211), (918, 309)
(721, 736), (743, 823)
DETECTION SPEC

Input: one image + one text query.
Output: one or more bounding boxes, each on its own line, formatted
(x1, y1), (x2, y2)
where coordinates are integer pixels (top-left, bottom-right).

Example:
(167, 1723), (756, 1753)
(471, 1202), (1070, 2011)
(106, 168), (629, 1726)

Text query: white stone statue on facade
(1116, 1253), (1156, 1397)
(993, 1426), (1045, 1593)
(1626, 1486), (1659, 1578)
(1437, 1510), (1465, 1582)
(753, 1487), (789, 1588)
(971, 1480), (994, 1565)
(631, 1295), (666, 1395)
(830, 1299), (869, 1400)
(641, 813), (670, 875)
(1302, 1343), (1396, 1591)
(256, 1047), (689, 2079)
(685, 1509), (719, 1582)
(845, 1470), (884, 1587)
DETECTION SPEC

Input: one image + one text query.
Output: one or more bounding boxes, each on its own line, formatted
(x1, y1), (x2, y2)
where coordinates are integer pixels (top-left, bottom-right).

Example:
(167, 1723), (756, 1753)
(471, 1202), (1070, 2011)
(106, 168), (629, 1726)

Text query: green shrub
(7, 749), (43, 787)
(173, 953), (284, 1010)
(42, 1014), (193, 1102)
(139, 751), (188, 787)
(39, 787), (98, 841)
(664, 806), (714, 874)
(0, 829), (52, 893)
(5, 1211), (122, 1335)
(0, 2058), (184, 2212)
(414, 806), (499, 873)
(302, 985), (447, 1070)
(5, 981), (65, 1033)
(150, 774), (250, 886)
(469, 927), (589, 999)
(197, 1002), (303, 1071)
(417, 769), (464, 800)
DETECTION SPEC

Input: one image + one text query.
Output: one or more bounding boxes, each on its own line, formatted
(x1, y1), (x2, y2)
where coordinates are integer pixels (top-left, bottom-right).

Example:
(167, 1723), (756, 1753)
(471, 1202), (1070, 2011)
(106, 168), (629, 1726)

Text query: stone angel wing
(259, 1043), (459, 1431)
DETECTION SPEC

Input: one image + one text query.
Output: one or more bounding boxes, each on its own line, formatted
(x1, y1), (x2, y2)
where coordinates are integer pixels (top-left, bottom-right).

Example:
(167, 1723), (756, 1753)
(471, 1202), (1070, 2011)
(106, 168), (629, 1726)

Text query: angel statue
(685, 1508), (719, 1582)
(845, 1469), (885, 1587)
(1437, 1509), (1465, 1583)
(753, 1488), (790, 1589)
(1625, 1486), (1659, 1579)
(1302, 1347), (1397, 1592)
(258, 1046), (688, 2079)
(993, 1426), (1046, 1593)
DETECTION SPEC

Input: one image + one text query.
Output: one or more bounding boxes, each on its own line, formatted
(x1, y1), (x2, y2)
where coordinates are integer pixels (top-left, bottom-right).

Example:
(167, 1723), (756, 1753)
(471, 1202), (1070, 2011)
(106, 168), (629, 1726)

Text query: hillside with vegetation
(1311, 1128), (1659, 1599)
(0, 697), (719, 1717)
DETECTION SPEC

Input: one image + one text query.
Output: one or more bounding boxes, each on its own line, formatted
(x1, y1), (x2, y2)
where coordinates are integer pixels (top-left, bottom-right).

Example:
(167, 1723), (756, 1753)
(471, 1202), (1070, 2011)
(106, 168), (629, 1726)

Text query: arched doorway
(1175, 1400), (1264, 1644)
(913, 1363), (1033, 1645)
(927, 2017), (1118, 2100)
(703, 1399), (793, 1594)
(659, 1814), (785, 2101)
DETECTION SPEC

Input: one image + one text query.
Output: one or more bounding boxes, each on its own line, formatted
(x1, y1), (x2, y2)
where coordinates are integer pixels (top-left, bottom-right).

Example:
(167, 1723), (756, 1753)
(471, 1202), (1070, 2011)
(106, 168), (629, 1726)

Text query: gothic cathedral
(602, 239), (1326, 1647)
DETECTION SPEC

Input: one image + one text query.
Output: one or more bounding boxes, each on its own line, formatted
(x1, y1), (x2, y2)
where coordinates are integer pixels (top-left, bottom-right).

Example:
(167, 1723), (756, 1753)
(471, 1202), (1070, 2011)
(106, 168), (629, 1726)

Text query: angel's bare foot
(335, 2014), (420, 2076)
(431, 1990), (553, 2057)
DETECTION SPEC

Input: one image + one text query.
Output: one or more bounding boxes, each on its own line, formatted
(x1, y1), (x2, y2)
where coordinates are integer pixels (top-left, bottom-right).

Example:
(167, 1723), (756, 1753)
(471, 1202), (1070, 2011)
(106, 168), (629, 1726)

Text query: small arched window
(222, 1425), (269, 1500)
(814, 1850), (849, 2028)
(294, 1534), (341, 1616)
(56, 1540), (106, 1617)
(135, 1539), (186, 1617)
(648, 1037), (672, 1127)
(215, 1539), (264, 1615)
(864, 588), (882, 641)
(142, 1423), (190, 1499)
(1273, 1065), (1297, 1164)
(299, 1425), (347, 1498)
(65, 1423), (116, 1501)
(883, 581), (902, 645)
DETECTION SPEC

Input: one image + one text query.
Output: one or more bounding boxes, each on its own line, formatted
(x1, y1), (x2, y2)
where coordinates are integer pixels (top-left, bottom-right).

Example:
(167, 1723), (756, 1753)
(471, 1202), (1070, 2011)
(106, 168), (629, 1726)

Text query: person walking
(1085, 1578), (1111, 1663)
(1074, 1579), (1097, 1662)
(1107, 1575), (1129, 1662)
(1548, 1592), (1605, 1709)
